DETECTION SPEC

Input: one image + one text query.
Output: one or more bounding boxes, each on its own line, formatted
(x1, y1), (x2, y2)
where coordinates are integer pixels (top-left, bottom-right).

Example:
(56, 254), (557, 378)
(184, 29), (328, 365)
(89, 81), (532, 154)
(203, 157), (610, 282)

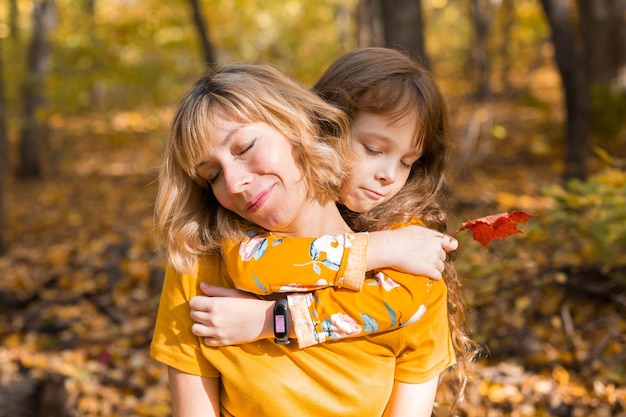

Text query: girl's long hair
(314, 47), (480, 413)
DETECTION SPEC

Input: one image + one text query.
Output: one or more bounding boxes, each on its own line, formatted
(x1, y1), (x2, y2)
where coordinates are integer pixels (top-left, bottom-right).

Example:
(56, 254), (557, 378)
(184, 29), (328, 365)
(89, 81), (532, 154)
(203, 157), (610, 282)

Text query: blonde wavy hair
(314, 47), (480, 413)
(155, 62), (351, 273)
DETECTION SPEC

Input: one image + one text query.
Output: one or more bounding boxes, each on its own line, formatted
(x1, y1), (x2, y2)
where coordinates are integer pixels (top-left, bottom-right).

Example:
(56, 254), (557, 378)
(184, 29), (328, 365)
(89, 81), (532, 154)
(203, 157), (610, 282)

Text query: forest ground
(0, 74), (625, 416)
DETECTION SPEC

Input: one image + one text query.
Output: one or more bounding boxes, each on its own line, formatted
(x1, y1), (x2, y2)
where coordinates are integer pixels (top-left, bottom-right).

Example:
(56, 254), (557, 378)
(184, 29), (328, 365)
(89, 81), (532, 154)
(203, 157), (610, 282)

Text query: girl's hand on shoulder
(189, 283), (275, 345)
(368, 225), (457, 280)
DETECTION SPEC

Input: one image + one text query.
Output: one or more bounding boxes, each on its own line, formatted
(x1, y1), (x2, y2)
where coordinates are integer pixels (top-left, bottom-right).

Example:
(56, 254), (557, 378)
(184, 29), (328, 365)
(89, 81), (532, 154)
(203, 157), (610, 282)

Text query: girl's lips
(245, 184), (275, 213)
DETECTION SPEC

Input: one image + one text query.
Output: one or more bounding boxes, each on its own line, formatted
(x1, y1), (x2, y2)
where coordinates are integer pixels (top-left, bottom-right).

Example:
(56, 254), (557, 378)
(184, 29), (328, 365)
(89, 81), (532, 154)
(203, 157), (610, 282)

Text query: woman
(151, 61), (455, 416)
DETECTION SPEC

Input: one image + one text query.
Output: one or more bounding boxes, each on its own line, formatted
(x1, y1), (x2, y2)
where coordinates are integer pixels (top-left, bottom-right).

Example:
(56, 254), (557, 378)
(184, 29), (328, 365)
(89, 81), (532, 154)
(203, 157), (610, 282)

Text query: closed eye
(364, 145), (382, 156)
(401, 154), (421, 170)
(236, 138), (256, 157)
(207, 170), (221, 185)
(204, 138), (257, 185)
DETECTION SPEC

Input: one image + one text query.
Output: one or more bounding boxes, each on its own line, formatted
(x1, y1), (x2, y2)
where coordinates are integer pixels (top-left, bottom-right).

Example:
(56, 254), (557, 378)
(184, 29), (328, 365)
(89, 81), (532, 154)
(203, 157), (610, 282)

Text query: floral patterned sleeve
(222, 225), (439, 350)
(221, 230), (369, 294)
(288, 269), (441, 348)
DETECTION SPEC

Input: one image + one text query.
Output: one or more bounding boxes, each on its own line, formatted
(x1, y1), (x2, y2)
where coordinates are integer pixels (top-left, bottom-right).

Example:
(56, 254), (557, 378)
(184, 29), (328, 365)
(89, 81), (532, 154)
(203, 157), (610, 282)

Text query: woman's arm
(382, 377), (439, 417)
(168, 368), (220, 417)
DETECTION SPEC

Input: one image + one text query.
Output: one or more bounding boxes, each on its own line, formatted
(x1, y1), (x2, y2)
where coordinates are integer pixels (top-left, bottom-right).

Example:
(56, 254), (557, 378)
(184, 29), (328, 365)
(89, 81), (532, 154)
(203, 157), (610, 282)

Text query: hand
(368, 225), (458, 280)
(189, 282), (275, 346)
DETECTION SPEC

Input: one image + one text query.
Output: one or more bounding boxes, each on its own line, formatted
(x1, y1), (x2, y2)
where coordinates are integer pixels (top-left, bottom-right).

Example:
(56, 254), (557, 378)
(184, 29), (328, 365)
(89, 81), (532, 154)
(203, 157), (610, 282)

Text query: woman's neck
(275, 200), (352, 237)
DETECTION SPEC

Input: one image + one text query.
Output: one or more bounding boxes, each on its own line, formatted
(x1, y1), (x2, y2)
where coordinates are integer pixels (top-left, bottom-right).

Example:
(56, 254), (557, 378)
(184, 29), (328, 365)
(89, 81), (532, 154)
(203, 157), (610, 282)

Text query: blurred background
(0, 0), (624, 416)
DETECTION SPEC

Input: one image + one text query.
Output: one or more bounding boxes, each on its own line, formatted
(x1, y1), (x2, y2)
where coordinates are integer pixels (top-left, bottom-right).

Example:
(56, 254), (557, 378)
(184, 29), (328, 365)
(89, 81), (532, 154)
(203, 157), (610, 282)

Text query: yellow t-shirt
(151, 258), (396, 417)
(151, 254), (456, 416)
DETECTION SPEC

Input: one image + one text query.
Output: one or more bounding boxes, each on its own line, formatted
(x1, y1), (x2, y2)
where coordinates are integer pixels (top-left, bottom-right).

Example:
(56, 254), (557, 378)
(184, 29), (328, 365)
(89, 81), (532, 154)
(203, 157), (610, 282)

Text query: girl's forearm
(366, 226), (454, 280)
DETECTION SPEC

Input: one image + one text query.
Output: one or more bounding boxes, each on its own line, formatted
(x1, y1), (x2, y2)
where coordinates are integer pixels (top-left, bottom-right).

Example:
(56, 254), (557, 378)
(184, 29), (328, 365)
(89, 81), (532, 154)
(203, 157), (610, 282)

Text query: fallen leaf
(455, 211), (534, 249)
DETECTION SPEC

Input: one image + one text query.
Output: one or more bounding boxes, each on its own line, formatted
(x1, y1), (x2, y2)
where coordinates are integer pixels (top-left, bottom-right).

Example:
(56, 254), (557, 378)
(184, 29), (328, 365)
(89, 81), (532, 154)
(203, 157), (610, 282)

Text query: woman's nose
(223, 166), (251, 195)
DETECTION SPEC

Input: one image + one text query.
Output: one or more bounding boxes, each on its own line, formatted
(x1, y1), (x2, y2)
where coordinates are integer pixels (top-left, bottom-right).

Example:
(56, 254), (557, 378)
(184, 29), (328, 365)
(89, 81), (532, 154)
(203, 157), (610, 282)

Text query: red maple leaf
(454, 211), (534, 250)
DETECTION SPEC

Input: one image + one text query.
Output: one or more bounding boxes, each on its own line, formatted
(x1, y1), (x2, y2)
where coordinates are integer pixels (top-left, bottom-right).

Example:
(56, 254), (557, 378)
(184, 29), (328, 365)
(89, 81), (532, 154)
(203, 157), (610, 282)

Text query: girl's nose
(375, 163), (396, 185)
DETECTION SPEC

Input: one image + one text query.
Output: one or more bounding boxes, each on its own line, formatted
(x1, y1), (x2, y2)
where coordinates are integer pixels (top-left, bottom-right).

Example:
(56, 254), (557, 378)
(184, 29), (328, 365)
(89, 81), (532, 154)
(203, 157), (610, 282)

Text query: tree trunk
(0, 371), (70, 417)
(0, 37), (6, 255)
(188, 0), (216, 66)
(83, 0), (105, 108)
(0, 37), (7, 172)
(0, 164), (5, 256)
(17, 0), (56, 179)
(470, 0), (492, 99)
(9, 0), (19, 41)
(379, 0), (429, 68)
(578, 0), (626, 87)
(540, 0), (590, 181)
(84, 0), (95, 13)
(356, 0), (385, 48)
(498, 0), (514, 93)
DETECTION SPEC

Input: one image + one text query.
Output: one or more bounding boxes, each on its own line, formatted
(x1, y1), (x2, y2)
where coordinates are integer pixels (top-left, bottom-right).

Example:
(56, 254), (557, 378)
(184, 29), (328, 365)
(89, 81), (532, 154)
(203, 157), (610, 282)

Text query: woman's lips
(245, 184), (275, 213)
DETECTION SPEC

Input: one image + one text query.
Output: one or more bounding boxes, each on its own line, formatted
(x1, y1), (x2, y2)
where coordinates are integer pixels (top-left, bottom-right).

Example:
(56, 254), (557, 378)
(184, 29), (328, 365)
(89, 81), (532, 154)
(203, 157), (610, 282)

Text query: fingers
(200, 282), (237, 296)
(203, 337), (223, 346)
(435, 256), (445, 279)
(189, 295), (213, 311)
(191, 324), (231, 346)
(190, 310), (226, 342)
(441, 235), (458, 252)
(191, 321), (213, 337)
(199, 282), (256, 299)
(190, 306), (207, 321)
(426, 229), (458, 253)
(429, 267), (443, 281)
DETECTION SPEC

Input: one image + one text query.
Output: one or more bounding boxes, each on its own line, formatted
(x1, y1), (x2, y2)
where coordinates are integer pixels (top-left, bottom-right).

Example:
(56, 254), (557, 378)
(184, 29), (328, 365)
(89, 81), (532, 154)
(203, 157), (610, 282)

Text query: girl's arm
(168, 368), (220, 417)
(223, 225), (455, 295)
(190, 283), (275, 345)
(221, 231), (368, 293)
(191, 267), (448, 348)
(366, 226), (456, 280)
(287, 268), (447, 347)
(190, 225), (456, 347)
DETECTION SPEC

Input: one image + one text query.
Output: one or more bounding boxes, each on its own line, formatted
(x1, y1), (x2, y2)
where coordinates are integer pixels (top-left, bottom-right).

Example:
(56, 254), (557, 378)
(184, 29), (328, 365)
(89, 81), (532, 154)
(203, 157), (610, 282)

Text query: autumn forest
(0, 0), (625, 416)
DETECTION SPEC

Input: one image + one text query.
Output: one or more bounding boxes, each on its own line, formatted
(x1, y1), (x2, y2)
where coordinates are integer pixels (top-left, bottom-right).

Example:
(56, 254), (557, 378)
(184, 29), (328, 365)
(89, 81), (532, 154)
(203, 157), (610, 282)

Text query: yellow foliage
(125, 259), (151, 282)
(552, 365), (570, 385)
(495, 191), (554, 212)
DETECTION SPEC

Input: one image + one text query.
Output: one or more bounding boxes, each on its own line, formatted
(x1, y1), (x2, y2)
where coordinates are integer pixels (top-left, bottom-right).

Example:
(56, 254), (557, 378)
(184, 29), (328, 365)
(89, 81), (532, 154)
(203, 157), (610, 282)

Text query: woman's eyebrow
(195, 124), (248, 169)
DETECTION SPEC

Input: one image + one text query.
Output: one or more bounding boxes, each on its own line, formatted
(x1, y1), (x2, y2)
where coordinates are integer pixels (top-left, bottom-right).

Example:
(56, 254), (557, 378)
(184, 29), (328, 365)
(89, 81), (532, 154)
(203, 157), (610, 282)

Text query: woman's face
(340, 110), (423, 213)
(196, 112), (309, 234)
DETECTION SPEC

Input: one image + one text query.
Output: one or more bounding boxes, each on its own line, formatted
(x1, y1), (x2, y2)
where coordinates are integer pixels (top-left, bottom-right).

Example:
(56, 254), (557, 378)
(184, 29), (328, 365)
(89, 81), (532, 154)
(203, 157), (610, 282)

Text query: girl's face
(196, 112), (309, 234)
(340, 110), (422, 213)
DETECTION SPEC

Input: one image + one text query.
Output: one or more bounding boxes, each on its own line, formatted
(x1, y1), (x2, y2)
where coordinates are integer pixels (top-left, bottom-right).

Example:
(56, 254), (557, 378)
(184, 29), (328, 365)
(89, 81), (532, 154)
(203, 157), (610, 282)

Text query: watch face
(274, 313), (286, 334)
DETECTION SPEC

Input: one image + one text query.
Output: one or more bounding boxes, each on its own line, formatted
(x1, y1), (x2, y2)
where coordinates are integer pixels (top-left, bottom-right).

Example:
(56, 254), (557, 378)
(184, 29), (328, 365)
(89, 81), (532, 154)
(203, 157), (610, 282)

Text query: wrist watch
(273, 298), (290, 344)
